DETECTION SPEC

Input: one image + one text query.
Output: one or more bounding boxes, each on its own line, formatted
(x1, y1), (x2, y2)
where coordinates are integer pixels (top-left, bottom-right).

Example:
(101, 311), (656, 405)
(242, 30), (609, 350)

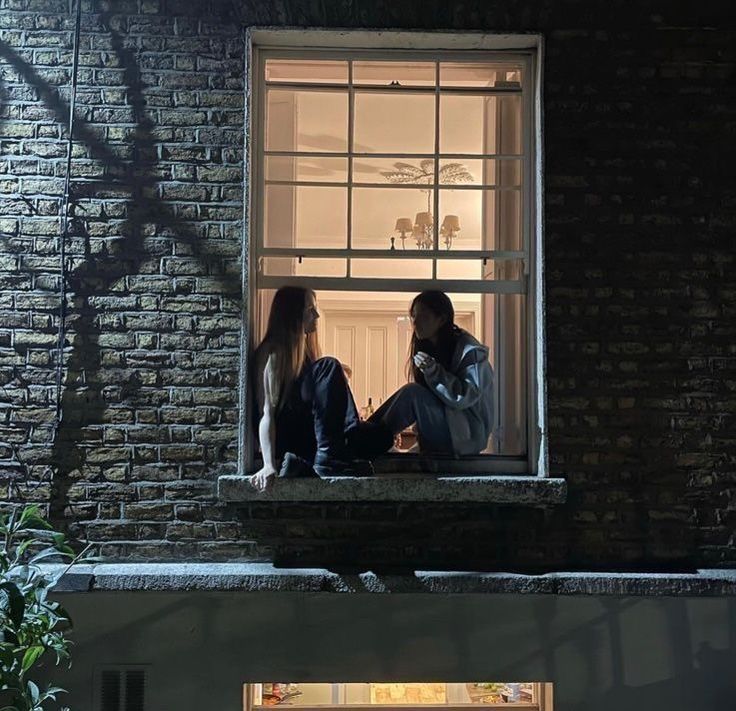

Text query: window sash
(247, 44), (540, 472)
(255, 50), (533, 288)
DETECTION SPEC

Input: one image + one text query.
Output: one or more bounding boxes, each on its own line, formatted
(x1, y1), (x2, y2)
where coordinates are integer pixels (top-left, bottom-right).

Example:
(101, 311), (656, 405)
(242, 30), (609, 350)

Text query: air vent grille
(97, 667), (146, 711)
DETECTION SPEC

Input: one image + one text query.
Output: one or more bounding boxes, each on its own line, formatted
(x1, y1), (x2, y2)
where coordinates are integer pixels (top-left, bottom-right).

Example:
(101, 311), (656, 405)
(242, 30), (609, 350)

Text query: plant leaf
(22, 516), (53, 532)
(0, 582), (25, 628)
(27, 548), (69, 566)
(21, 646), (44, 673)
(18, 506), (41, 526)
(27, 680), (40, 704)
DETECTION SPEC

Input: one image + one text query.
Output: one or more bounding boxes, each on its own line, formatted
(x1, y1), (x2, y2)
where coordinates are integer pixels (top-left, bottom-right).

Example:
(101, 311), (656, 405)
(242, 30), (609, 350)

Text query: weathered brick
(0, 1), (733, 571)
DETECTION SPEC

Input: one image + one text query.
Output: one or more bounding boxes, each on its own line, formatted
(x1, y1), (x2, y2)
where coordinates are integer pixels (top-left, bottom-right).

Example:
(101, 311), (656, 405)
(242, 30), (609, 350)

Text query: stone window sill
(50, 563), (736, 597)
(217, 474), (566, 505)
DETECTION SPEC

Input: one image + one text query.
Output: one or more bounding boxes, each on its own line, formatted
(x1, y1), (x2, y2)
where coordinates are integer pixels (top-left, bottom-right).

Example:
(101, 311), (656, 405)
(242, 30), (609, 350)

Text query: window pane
(439, 158), (521, 187)
(255, 289), (526, 458)
(261, 257), (347, 277)
(355, 159), (515, 188)
(249, 683), (542, 708)
(264, 185), (347, 248)
(353, 158), (435, 186)
(439, 188), (522, 251)
(265, 59), (348, 84)
(266, 89), (348, 152)
(312, 291), (478, 419)
(481, 292), (527, 456)
(440, 62), (523, 87)
(350, 258), (432, 279)
(353, 60), (436, 86)
(265, 156), (348, 183)
(354, 91), (435, 153)
(435, 258), (523, 281)
(440, 94), (522, 154)
(352, 187), (434, 250)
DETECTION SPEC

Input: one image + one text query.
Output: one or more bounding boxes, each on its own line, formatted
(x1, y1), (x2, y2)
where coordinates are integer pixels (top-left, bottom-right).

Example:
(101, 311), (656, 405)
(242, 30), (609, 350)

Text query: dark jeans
(276, 357), (391, 466)
(369, 382), (453, 454)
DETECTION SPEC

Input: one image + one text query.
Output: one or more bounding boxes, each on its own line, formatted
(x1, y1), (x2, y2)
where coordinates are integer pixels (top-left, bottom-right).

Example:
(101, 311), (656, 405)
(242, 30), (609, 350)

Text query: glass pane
(264, 185), (346, 248)
(352, 187), (434, 250)
(354, 91), (435, 153)
(440, 94), (522, 154)
(481, 293), (527, 456)
(353, 158), (435, 186)
(440, 62), (523, 87)
(265, 156), (348, 183)
(436, 258), (523, 280)
(261, 257), (346, 277)
(439, 188), (522, 251)
(353, 60), (436, 86)
(266, 89), (348, 152)
(249, 683), (540, 707)
(312, 290), (419, 417)
(436, 259), (482, 279)
(350, 258), (432, 279)
(265, 59), (348, 84)
(438, 159), (521, 187)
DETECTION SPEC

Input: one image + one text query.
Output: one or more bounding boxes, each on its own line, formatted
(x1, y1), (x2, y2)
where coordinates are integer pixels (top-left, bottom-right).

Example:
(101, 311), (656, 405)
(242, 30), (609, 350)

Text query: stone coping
(217, 474), (567, 504)
(49, 563), (736, 597)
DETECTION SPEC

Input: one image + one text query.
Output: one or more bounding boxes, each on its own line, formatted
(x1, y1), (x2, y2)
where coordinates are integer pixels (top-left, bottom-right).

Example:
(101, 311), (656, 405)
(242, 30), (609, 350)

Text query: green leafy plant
(1, 506), (90, 711)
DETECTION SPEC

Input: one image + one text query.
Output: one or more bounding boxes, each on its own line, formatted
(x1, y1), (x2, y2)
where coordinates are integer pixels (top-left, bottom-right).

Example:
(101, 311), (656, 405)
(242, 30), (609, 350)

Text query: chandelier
(382, 160), (473, 251)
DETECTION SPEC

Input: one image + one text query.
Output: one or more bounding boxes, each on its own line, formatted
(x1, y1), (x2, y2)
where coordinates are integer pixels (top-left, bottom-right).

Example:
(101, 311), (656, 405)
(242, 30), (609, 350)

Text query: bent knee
(314, 356), (340, 368)
(312, 356), (342, 375)
(398, 382), (431, 400)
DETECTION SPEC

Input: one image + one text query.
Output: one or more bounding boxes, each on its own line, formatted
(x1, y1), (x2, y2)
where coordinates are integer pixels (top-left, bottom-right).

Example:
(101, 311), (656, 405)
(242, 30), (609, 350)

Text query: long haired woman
(370, 290), (494, 455)
(250, 286), (391, 489)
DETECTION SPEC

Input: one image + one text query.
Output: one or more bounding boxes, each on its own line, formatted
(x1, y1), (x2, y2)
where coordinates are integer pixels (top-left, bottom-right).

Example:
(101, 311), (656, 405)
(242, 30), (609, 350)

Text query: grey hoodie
(421, 329), (495, 455)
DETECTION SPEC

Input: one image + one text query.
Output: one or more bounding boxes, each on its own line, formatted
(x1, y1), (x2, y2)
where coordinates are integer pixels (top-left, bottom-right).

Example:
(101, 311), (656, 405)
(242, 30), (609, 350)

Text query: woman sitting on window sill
(369, 290), (495, 456)
(249, 286), (392, 491)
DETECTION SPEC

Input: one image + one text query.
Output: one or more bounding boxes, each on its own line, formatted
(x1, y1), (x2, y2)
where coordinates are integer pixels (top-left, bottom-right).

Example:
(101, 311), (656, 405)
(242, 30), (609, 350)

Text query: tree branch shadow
(0, 4), (242, 543)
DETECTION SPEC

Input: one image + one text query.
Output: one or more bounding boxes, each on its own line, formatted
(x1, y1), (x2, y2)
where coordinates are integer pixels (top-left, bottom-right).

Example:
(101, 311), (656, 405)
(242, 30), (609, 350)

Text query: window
(245, 34), (543, 474)
(245, 682), (552, 710)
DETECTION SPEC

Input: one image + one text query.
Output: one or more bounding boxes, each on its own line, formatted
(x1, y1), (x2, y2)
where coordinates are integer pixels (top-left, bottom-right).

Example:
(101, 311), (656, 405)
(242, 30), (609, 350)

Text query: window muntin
(253, 51), (536, 465)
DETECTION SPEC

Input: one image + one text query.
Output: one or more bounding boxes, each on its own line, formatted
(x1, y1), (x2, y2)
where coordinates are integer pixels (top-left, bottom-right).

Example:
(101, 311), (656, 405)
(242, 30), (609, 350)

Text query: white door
(321, 309), (407, 414)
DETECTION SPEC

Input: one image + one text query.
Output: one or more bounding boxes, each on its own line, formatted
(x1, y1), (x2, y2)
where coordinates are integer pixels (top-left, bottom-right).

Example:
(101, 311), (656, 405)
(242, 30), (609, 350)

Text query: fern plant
(0, 506), (89, 711)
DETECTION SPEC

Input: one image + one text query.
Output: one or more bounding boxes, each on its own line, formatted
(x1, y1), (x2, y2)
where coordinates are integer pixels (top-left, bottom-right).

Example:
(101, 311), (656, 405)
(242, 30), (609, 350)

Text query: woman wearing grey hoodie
(370, 291), (495, 456)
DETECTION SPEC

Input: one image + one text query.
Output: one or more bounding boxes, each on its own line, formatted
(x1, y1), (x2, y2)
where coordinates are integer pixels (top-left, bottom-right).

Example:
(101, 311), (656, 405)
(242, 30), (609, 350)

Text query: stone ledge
(217, 474), (567, 504)
(48, 563), (736, 597)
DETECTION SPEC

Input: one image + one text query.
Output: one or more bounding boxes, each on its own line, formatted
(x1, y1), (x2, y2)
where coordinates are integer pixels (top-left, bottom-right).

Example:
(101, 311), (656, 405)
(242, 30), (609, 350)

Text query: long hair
(408, 290), (460, 386)
(256, 286), (321, 407)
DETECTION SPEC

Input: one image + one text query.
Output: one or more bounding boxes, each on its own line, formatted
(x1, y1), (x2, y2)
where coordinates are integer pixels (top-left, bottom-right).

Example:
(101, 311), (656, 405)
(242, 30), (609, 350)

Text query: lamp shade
(441, 214), (461, 232)
(414, 211), (433, 227)
(395, 217), (413, 232)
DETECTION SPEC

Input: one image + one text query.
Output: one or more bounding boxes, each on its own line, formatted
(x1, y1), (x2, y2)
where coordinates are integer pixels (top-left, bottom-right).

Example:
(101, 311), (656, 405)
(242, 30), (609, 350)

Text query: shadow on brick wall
(0, 3), (241, 540)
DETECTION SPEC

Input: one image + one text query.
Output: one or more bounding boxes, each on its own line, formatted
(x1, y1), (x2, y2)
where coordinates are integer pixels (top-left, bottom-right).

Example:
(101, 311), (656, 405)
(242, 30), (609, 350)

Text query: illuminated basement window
(244, 682), (553, 710)
(248, 48), (542, 472)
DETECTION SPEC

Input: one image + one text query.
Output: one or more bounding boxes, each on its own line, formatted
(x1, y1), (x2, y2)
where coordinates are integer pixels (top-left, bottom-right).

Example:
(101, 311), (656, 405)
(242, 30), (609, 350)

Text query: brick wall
(1, 0), (734, 569)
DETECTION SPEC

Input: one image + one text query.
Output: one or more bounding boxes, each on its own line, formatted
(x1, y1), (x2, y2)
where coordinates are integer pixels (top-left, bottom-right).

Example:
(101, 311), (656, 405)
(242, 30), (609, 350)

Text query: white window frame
(240, 29), (546, 477)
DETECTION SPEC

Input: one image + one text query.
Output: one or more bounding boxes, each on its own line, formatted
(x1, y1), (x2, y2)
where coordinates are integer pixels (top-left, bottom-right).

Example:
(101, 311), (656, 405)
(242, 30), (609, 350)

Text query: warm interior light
(245, 682), (550, 709)
(395, 217), (413, 232)
(414, 211), (433, 227)
(441, 214), (461, 232)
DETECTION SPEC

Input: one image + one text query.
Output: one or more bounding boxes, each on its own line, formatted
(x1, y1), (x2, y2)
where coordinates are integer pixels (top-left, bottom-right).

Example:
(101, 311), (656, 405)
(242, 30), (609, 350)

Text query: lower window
(256, 289), (528, 457)
(245, 682), (552, 710)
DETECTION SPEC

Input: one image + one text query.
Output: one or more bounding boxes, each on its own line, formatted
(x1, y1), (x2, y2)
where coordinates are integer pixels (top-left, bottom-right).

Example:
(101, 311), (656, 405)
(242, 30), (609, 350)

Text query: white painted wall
(45, 592), (736, 710)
